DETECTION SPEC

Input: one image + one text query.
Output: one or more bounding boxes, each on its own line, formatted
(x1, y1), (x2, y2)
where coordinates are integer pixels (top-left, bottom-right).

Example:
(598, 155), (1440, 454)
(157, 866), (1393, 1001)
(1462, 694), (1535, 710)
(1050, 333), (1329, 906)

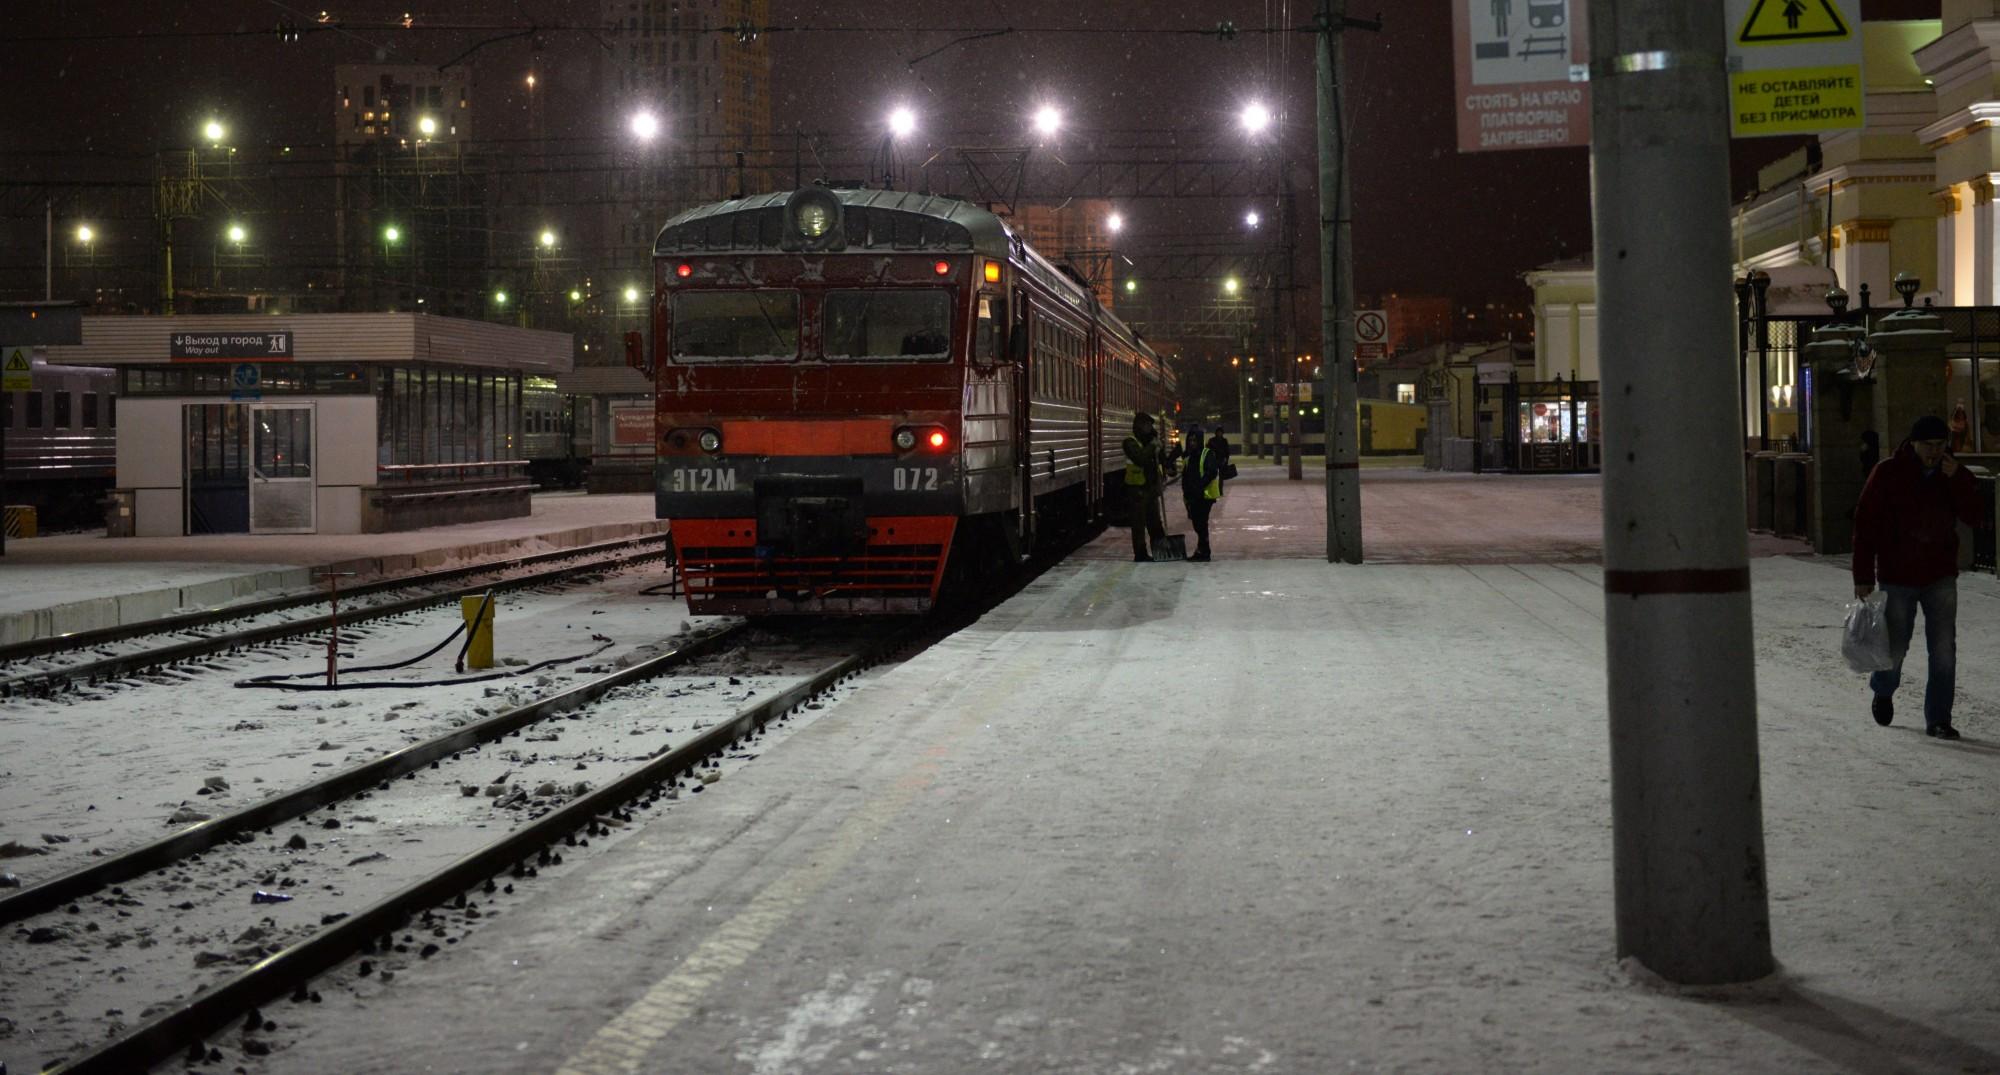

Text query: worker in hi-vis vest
(1122, 411), (1168, 562)
(1180, 424), (1222, 562)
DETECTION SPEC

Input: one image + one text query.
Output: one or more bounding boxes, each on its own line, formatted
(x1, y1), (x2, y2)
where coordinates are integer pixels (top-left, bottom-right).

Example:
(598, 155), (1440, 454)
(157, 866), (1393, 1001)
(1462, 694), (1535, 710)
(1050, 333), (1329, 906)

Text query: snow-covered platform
(260, 466), (1999, 1073)
(0, 492), (667, 645)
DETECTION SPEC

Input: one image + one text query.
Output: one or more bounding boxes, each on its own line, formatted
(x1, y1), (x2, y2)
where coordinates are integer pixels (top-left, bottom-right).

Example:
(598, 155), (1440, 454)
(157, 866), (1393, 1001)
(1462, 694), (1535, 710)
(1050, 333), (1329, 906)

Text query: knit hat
(1909, 414), (1950, 442)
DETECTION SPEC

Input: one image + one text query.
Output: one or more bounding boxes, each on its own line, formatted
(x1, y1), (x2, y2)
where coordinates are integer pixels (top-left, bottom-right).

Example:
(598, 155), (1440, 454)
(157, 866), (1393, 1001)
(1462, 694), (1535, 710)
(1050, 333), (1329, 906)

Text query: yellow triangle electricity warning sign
(2, 347), (30, 391)
(1739, 0), (1851, 44)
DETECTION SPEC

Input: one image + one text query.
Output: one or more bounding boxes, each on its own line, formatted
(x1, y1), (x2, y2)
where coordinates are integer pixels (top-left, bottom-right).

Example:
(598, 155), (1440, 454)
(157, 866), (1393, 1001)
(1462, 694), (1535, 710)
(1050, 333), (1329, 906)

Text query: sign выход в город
(170, 330), (294, 361)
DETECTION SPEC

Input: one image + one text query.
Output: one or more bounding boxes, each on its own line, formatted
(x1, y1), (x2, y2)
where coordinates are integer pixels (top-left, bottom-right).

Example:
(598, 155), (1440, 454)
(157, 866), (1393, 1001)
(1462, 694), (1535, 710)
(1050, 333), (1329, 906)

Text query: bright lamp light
(630, 110), (660, 141)
(1033, 105), (1061, 137)
(888, 106), (917, 138)
(1240, 101), (1273, 134)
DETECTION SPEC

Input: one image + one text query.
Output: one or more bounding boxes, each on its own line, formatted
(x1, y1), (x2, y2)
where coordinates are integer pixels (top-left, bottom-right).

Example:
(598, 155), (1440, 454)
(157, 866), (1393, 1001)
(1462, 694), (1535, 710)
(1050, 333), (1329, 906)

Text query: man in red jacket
(1852, 414), (1985, 739)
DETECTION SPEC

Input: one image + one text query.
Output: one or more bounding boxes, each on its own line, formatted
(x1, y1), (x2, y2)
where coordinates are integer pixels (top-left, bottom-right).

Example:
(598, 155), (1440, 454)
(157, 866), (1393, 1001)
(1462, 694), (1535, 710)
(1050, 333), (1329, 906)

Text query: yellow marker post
(460, 595), (496, 670)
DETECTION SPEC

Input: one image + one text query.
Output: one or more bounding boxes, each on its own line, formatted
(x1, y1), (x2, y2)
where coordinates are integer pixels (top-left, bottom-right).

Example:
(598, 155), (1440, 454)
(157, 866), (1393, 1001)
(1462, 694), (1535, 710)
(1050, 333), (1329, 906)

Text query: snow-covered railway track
(0, 535), (672, 699)
(5, 620), (910, 1075)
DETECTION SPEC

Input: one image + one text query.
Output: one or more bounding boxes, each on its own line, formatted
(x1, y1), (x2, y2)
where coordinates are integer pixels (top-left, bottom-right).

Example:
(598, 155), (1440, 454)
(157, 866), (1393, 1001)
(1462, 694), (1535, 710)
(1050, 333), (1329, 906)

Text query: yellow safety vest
(1123, 435), (1149, 486)
(1200, 446), (1220, 501)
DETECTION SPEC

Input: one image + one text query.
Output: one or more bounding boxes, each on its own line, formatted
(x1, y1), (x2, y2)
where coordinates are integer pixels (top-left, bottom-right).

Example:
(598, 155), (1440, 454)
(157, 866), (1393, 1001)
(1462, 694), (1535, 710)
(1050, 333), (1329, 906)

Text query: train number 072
(893, 467), (940, 491)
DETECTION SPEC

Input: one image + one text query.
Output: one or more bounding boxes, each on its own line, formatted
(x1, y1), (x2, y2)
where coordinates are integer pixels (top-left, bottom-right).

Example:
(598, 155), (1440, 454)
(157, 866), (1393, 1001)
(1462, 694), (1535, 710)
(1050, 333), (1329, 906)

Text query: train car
(520, 376), (590, 488)
(642, 188), (1175, 615)
(1, 360), (118, 529)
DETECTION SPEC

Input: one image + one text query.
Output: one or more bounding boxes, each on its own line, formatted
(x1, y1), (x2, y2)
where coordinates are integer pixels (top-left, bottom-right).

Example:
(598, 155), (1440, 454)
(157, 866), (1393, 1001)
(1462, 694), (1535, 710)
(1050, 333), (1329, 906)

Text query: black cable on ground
(233, 590), (612, 691)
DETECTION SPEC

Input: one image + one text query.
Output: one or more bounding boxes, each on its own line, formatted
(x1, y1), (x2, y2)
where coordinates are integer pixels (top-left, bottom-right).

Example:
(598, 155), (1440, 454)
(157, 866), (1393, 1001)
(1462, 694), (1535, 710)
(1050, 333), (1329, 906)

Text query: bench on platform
(365, 461), (535, 532)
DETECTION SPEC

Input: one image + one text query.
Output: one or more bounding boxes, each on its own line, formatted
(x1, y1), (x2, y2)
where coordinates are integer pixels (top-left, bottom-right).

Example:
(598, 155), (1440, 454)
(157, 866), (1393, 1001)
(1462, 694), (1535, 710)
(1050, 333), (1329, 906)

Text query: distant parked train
(641, 188), (1177, 615)
(1, 361), (117, 528)
(520, 377), (591, 487)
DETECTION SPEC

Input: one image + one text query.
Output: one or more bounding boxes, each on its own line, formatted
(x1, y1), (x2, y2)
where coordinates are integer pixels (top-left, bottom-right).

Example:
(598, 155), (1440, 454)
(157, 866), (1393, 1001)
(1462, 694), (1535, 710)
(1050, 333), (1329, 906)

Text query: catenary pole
(1318, 0), (1362, 562)
(1589, 1), (1774, 983)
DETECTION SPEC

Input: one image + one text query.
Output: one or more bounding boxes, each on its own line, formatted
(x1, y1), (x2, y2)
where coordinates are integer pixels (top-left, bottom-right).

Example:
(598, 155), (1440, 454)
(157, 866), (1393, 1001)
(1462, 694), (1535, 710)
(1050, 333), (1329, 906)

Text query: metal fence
(1745, 304), (2000, 455)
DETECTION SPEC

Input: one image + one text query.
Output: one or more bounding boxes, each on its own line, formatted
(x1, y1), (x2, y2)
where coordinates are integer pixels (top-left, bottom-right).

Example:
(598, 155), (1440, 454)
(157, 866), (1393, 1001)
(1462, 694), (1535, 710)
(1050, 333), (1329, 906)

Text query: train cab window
(25, 391), (43, 429)
(824, 290), (952, 361)
(670, 290), (800, 361)
(54, 391), (72, 429)
(82, 392), (98, 429)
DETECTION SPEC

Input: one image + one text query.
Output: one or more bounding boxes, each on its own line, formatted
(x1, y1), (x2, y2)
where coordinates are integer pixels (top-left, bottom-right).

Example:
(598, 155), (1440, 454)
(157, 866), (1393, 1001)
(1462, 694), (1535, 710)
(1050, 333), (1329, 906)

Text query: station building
(43, 313), (571, 537)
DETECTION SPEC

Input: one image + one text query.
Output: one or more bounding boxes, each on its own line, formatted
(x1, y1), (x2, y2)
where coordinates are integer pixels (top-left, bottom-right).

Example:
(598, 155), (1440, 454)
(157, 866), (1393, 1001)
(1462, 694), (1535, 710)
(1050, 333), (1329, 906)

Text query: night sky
(1, 0), (1946, 323)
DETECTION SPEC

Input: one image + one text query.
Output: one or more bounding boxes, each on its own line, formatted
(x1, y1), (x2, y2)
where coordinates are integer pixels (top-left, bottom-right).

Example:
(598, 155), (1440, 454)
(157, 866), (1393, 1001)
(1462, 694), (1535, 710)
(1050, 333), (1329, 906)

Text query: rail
(376, 460), (530, 484)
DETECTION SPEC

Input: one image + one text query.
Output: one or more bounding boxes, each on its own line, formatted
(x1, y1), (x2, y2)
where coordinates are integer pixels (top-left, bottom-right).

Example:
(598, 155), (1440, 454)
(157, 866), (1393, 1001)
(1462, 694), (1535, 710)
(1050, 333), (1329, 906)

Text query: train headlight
(893, 428), (917, 451)
(698, 429), (722, 453)
(784, 188), (844, 251)
(798, 201), (833, 238)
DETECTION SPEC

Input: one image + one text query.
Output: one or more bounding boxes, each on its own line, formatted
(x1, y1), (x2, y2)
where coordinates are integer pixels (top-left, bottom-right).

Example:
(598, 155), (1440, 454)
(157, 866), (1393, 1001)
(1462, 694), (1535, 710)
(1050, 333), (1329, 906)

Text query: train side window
(82, 392), (98, 429)
(26, 391), (43, 429)
(54, 391), (72, 429)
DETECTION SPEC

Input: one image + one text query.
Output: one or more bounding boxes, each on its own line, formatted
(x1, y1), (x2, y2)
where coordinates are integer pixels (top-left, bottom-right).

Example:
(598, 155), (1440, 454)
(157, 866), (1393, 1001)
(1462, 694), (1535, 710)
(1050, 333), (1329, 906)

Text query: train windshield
(671, 291), (800, 362)
(823, 290), (953, 361)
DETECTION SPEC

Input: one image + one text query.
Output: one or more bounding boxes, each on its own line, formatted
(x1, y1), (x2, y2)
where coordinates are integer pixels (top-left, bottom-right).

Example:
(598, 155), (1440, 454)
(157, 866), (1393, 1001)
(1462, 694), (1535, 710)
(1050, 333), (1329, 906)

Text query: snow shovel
(1150, 489), (1187, 561)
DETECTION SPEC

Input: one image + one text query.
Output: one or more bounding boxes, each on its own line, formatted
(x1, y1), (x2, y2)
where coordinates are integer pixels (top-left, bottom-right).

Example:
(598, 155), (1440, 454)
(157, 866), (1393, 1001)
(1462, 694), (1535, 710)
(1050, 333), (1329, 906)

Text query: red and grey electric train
(636, 187), (1176, 615)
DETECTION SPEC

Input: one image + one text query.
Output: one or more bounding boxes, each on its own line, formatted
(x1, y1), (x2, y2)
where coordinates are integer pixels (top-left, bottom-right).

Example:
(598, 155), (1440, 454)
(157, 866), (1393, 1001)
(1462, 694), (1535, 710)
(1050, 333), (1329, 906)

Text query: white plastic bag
(1842, 594), (1894, 674)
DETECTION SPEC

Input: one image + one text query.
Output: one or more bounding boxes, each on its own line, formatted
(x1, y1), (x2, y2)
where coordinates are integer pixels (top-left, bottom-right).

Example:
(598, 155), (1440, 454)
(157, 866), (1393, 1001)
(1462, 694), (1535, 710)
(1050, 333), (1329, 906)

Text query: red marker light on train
(676, 263), (692, 278)
(933, 260), (951, 276)
(927, 430), (947, 450)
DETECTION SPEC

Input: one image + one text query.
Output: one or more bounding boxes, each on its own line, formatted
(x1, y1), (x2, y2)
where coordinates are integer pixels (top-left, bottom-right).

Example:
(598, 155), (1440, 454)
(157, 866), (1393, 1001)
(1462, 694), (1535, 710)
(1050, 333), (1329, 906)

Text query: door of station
(249, 403), (315, 533)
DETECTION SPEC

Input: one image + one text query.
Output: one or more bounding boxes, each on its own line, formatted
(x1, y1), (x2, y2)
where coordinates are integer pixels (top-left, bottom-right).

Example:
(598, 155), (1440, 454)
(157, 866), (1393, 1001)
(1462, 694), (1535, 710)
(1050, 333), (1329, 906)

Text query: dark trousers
(1870, 578), (1959, 729)
(1128, 486), (1165, 558)
(1184, 496), (1213, 555)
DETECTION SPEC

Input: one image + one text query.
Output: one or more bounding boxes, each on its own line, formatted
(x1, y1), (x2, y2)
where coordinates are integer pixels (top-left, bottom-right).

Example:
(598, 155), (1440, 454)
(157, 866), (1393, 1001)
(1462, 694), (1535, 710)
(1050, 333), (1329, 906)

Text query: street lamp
(888, 106), (917, 138)
(1894, 271), (1921, 308)
(623, 285), (641, 304)
(630, 110), (661, 142)
(382, 224), (401, 244)
(1245, 210), (1261, 228)
(1124, 278), (1137, 294)
(539, 229), (557, 249)
(1033, 105), (1061, 138)
(1240, 101), (1273, 135)
(1107, 212), (1124, 234)
(1223, 276), (1241, 296)
(204, 119), (227, 145)
(417, 115), (437, 139)
(494, 290), (509, 306)
(569, 289), (583, 302)
(227, 223), (247, 245)
(76, 224), (94, 244)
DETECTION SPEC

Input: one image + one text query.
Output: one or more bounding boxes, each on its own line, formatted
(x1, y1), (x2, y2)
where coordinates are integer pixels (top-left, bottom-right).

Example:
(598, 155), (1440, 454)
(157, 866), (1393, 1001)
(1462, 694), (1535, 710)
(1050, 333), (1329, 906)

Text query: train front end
(648, 189), (1012, 615)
